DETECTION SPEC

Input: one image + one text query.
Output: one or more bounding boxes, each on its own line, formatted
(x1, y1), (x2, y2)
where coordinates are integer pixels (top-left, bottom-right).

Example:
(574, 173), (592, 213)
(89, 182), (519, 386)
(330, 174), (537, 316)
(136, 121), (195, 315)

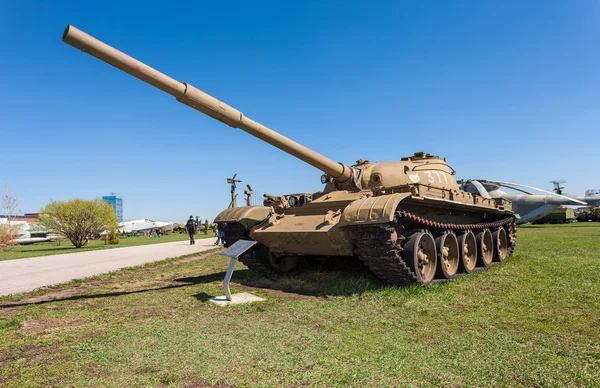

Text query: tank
(575, 207), (600, 222)
(62, 25), (517, 285)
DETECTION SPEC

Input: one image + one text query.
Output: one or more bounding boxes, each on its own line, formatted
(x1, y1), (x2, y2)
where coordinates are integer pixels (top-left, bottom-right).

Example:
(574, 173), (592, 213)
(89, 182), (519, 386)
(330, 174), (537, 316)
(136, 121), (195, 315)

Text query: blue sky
(1, 1), (599, 222)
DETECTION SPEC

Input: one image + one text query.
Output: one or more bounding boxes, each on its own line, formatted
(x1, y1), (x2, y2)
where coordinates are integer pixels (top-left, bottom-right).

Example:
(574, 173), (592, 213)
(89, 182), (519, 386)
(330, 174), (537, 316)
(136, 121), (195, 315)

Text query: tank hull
(218, 187), (516, 286)
(246, 197), (511, 257)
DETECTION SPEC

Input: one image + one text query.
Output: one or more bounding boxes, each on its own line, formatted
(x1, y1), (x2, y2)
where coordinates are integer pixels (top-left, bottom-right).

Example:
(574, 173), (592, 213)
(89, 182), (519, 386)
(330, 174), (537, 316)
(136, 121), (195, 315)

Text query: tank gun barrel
(62, 25), (352, 182)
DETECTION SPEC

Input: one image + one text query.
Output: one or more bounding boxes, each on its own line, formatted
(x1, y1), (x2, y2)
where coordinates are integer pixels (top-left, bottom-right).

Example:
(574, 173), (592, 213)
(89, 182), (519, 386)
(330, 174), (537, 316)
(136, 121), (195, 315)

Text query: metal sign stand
(223, 256), (238, 301)
(208, 240), (266, 306)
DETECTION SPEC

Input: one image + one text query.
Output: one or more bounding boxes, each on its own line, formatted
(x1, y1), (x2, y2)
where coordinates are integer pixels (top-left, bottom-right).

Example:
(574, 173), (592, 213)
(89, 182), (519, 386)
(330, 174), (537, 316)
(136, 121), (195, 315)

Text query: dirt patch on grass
(176, 249), (223, 265)
(0, 283), (100, 313)
(26, 284), (98, 304)
(233, 282), (312, 300)
(0, 343), (51, 366)
(181, 378), (236, 387)
(0, 343), (71, 386)
(22, 317), (86, 333)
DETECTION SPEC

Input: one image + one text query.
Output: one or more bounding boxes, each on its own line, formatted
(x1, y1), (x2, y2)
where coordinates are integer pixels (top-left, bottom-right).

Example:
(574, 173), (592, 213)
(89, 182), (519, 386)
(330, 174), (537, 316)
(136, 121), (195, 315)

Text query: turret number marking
(424, 171), (449, 185)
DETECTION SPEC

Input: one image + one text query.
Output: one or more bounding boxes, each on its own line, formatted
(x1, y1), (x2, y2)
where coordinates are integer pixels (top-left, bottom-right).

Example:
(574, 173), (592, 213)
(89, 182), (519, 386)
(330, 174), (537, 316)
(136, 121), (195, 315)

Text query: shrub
(108, 228), (120, 245)
(39, 198), (118, 248)
(0, 225), (20, 251)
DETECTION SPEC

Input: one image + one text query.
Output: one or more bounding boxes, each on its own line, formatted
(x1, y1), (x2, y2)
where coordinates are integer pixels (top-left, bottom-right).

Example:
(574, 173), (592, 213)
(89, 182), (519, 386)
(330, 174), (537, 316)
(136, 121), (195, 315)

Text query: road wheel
(267, 252), (299, 274)
(404, 231), (437, 285)
(476, 229), (493, 267)
(435, 231), (459, 279)
(492, 227), (508, 262)
(457, 230), (477, 273)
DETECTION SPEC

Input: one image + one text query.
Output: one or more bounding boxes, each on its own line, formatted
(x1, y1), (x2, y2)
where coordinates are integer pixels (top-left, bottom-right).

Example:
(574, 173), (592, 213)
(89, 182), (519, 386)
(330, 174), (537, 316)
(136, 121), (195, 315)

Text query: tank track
(394, 210), (517, 258)
(223, 209), (517, 285)
(353, 210), (517, 286)
(222, 222), (272, 275)
(353, 224), (418, 285)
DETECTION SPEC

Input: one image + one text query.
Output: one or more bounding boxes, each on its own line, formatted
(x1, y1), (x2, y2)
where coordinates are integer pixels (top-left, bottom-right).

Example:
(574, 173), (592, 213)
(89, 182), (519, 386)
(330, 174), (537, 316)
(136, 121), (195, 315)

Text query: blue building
(102, 195), (123, 222)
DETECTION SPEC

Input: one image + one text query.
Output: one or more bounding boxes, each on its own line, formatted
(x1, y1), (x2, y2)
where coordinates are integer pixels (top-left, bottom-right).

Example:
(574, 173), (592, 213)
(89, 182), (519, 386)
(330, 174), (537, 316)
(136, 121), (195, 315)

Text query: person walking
(186, 216), (196, 245)
(214, 222), (226, 246)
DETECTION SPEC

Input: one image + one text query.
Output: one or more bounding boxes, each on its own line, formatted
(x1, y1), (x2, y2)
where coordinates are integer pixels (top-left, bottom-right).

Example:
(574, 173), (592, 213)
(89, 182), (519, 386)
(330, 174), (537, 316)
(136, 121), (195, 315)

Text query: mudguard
(214, 206), (271, 229)
(339, 193), (411, 226)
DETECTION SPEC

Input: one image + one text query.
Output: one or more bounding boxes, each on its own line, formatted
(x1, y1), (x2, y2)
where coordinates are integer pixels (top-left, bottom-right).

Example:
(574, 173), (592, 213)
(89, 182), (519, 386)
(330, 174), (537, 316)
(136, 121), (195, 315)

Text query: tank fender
(214, 206), (271, 229)
(339, 193), (411, 226)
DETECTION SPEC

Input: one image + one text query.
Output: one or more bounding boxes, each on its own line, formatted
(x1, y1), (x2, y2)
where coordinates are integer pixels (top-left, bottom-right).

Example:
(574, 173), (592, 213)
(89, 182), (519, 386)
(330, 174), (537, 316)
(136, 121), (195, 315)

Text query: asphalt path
(0, 238), (220, 296)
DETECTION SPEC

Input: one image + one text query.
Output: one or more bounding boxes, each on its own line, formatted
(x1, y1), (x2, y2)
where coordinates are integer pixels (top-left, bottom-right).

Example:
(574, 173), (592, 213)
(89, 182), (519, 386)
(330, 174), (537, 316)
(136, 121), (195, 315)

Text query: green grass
(1, 223), (599, 387)
(0, 232), (216, 261)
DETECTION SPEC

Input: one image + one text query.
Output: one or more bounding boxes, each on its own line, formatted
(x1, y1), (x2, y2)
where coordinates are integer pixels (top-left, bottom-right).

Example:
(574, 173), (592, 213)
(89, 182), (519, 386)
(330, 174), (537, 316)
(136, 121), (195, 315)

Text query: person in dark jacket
(186, 216), (196, 245)
(214, 222), (226, 245)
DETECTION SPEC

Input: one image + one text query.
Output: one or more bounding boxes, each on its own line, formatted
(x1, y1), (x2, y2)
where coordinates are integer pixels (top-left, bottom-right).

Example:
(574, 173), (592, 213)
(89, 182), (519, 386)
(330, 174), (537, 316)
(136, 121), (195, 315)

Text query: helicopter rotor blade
(489, 180), (587, 205)
(470, 180), (491, 199)
(474, 179), (533, 195)
(489, 181), (533, 195)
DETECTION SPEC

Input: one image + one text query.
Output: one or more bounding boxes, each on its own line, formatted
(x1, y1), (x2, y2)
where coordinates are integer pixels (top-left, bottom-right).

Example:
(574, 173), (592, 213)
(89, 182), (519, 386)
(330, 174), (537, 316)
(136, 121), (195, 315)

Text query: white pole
(223, 258), (237, 301)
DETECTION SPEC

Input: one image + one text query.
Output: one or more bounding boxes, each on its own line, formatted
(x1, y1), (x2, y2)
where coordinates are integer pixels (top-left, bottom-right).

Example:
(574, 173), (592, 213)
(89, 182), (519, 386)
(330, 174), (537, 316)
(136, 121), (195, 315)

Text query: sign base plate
(208, 292), (265, 306)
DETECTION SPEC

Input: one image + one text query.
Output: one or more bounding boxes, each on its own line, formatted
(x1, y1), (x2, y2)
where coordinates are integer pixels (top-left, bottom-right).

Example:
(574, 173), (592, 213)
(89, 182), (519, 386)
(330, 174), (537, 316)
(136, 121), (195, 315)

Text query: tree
(2, 182), (21, 225)
(0, 182), (21, 250)
(39, 198), (118, 248)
